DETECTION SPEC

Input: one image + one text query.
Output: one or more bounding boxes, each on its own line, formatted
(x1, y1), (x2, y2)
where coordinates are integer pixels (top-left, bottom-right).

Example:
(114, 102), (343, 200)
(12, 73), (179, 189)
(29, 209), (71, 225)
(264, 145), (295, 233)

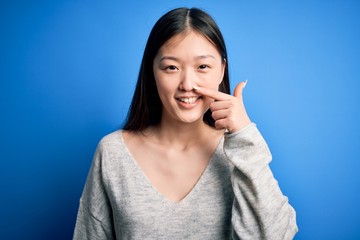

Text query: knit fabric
(73, 123), (298, 239)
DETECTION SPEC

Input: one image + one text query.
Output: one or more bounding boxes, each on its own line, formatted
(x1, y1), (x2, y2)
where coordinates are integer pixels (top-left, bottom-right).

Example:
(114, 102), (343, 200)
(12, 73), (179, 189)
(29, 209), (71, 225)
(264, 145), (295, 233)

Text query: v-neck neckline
(119, 130), (223, 205)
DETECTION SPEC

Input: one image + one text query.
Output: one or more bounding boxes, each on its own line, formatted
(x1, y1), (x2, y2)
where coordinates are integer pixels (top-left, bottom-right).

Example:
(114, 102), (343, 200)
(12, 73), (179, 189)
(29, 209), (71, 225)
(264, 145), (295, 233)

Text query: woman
(73, 7), (298, 239)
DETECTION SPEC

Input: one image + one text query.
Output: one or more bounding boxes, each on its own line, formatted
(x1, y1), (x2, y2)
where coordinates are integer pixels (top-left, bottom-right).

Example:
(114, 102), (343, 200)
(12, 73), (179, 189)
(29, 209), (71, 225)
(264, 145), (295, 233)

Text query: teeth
(178, 97), (198, 104)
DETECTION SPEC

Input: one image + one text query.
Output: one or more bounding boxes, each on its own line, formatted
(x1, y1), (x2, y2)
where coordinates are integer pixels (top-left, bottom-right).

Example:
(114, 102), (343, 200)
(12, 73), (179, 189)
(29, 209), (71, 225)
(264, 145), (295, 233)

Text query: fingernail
(193, 86), (200, 90)
(243, 79), (248, 88)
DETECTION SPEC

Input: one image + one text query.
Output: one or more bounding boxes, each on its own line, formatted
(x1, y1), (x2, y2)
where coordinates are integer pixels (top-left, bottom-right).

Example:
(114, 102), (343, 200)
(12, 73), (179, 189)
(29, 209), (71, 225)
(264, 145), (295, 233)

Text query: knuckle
(211, 111), (217, 119)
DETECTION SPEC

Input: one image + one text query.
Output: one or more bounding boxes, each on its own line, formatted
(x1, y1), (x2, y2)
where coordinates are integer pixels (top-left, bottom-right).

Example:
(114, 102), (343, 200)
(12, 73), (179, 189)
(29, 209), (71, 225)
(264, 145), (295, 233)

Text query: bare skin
(123, 123), (223, 202)
(123, 30), (250, 202)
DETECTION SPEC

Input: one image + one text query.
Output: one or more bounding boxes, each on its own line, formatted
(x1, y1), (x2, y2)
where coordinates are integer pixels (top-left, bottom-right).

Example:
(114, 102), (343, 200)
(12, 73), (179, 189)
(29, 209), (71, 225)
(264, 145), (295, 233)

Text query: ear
(219, 58), (226, 84)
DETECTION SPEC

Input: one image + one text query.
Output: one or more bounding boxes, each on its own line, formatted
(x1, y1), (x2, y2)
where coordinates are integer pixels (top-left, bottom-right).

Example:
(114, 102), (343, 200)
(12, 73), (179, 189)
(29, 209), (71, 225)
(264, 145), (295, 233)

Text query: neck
(150, 118), (213, 149)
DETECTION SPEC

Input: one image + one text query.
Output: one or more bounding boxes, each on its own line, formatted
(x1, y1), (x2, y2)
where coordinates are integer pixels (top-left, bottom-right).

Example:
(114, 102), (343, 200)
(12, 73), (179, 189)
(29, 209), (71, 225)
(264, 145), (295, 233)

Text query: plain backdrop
(1, 0), (360, 239)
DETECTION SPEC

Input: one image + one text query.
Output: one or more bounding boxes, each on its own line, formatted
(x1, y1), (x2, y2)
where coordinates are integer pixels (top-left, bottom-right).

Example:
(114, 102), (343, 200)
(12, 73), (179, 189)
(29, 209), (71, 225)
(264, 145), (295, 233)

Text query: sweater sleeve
(73, 142), (116, 240)
(224, 123), (298, 240)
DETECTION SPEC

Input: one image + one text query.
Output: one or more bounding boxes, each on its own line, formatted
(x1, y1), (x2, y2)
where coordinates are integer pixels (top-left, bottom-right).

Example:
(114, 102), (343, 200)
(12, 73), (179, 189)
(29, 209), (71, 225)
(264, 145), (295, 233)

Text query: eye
(165, 65), (179, 71)
(198, 64), (210, 71)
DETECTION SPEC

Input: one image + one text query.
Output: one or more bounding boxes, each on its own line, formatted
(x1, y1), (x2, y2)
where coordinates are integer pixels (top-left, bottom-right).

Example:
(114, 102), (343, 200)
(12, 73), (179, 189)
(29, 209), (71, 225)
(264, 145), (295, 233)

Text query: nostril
(179, 82), (194, 91)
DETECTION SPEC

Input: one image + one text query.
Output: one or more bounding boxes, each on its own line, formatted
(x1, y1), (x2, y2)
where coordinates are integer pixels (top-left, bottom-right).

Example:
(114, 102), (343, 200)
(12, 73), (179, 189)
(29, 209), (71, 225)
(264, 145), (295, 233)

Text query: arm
(73, 142), (115, 240)
(194, 82), (297, 239)
(224, 123), (298, 239)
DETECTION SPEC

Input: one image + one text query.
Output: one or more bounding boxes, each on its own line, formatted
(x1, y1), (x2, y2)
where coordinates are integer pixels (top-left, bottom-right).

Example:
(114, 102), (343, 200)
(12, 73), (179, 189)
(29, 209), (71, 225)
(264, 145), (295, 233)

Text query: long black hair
(123, 7), (230, 131)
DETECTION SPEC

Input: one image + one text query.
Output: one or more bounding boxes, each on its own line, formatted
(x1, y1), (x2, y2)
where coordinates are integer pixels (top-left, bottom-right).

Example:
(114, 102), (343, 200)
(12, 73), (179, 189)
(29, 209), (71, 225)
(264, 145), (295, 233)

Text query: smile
(177, 96), (200, 104)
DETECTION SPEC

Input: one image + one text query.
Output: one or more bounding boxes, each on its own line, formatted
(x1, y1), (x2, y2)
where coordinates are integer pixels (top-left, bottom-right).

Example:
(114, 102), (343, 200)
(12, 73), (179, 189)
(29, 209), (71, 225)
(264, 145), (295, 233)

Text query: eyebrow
(158, 54), (216, 62)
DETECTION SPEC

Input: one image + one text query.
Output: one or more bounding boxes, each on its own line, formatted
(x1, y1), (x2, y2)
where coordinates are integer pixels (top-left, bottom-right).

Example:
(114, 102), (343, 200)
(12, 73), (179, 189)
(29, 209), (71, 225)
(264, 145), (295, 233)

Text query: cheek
(156, 83), (168, 100)
(202, 97), (214, 110)
(198, 75), (221, 91)
(197, 68), (224, 90)
(198, 72), (223, 108)
(155, 78), (176, 101)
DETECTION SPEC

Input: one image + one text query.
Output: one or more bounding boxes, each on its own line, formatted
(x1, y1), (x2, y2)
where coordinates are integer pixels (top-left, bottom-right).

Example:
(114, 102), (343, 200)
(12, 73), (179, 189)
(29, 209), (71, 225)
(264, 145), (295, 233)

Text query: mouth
(176, 96), (202, 104)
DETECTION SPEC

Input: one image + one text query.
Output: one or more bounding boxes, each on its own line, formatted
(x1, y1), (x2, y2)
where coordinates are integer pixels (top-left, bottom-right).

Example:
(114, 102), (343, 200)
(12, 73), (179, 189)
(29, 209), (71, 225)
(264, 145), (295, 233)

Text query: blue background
(1, 0), (359, 239)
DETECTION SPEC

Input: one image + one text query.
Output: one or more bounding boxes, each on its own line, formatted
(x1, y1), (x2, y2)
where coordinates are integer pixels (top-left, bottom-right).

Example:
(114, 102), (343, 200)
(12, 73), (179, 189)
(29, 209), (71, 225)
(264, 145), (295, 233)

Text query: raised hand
(194, 81), (251, 133)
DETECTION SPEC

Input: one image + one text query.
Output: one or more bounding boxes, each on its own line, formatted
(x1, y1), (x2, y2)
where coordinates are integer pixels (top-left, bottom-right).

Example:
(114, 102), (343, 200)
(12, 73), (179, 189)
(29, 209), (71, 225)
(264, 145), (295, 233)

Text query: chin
(163, 103), (209, 125)
(176, 112), (206, 124)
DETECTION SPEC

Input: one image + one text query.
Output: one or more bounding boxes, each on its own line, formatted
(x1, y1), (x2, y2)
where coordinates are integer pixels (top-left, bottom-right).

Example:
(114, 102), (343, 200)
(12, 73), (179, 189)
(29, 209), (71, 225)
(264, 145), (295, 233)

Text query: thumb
(234, 80), (247, 98)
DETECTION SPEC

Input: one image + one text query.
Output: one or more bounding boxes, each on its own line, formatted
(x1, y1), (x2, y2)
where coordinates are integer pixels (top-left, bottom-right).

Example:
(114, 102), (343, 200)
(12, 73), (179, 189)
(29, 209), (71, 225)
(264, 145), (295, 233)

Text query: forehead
(157, 30), (220, 57)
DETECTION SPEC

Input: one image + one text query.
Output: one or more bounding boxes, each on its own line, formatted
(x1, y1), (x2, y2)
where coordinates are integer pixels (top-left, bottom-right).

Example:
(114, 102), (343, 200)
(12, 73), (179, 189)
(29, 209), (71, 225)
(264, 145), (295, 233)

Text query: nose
(179, 69), (196, 91)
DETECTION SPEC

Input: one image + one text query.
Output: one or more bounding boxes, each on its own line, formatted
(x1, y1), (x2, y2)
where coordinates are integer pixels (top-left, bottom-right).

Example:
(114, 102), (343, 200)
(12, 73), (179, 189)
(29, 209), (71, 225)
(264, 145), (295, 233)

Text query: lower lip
(176, 98), (201, 109)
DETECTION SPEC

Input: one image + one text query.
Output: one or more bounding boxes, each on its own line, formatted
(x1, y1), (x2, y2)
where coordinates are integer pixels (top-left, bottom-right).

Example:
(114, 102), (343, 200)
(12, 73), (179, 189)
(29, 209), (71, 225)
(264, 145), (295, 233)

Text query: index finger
(193, 86), (231, 101)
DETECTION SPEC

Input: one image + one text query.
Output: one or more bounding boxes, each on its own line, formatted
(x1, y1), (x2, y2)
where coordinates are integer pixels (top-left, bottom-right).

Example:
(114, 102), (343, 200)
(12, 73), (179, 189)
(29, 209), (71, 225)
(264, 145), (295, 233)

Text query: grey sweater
(73, 124), (298, 239)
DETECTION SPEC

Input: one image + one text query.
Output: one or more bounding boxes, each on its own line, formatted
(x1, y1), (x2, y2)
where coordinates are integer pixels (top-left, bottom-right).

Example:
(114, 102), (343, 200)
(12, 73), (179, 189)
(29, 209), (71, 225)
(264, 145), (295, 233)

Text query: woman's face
(153, 30), (225, 125)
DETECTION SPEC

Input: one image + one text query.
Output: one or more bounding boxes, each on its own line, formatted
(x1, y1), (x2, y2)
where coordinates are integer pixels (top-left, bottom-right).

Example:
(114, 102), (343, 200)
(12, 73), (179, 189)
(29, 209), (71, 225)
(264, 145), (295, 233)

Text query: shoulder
(97, 130), (123, 147)
(121, 129), (149, 151)
(92, 130), (134, 171)
(92, 130), (126, 157)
